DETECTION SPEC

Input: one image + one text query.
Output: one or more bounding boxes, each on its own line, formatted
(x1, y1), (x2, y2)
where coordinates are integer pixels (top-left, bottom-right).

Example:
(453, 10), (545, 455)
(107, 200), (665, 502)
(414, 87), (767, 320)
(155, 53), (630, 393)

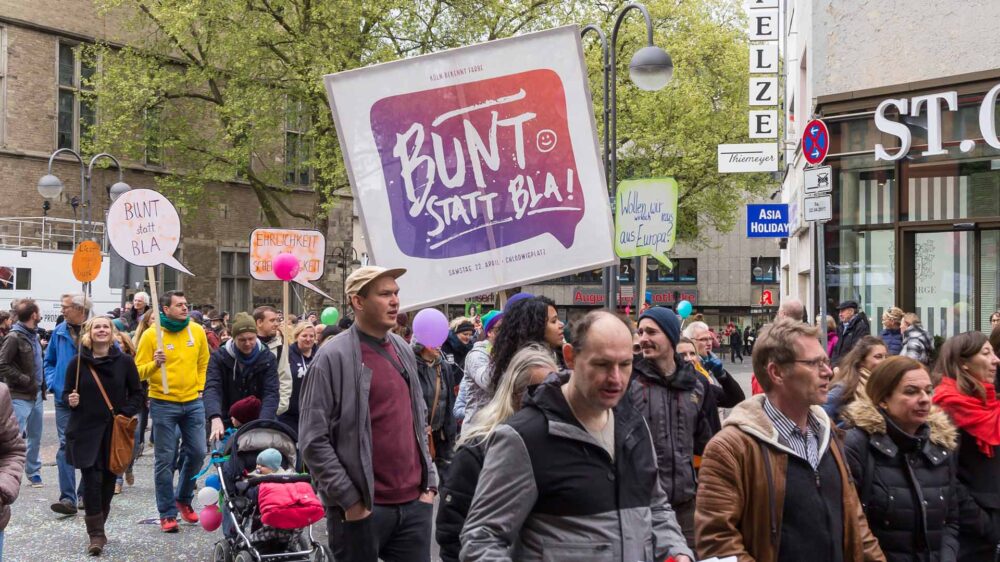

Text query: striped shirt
(763, 397), (822, 470)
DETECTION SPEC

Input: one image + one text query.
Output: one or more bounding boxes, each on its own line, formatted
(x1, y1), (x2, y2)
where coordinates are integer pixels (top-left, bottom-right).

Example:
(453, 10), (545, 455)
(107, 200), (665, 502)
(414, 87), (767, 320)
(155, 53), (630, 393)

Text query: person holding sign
(134, 290), (210, 533)
(299, 266), (438, 562)
(63, 317), (143, 555)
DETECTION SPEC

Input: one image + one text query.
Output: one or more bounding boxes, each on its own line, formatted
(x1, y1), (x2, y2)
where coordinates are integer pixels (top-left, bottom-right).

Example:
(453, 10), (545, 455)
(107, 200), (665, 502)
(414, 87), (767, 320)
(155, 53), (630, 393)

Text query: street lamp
(331, 246), (361, 312)
(582, 2), (674, 311)
(37, 148), (131, 244)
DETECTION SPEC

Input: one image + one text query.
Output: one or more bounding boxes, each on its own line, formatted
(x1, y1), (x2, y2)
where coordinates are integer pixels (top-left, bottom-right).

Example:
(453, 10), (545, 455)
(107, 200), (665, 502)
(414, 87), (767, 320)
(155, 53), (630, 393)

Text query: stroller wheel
(213, 540), (233, 562)
(234, 551), (256, 562)
(312, 545), (333, 562)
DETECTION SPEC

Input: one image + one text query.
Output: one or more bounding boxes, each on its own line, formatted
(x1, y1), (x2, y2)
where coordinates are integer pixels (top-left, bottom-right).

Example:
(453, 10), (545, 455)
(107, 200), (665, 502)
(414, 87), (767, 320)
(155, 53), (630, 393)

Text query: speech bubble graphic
(369, 69), (584, 259)
(614, 178), (678, 269)
(106, 188), (193, 275)
(249, 228), (333, 300)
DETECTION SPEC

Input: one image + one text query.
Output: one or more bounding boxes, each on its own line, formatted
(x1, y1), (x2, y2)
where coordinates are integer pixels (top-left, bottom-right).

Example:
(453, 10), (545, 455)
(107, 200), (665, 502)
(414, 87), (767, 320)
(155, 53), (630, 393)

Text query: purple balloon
(412, 308), (449, 348)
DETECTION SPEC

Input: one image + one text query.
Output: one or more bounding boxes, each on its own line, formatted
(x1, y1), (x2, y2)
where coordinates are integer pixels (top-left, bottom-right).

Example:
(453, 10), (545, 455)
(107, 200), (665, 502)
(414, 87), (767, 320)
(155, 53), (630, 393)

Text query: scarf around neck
(159, 313), (191, 333)
(932, 375), (1000, 457)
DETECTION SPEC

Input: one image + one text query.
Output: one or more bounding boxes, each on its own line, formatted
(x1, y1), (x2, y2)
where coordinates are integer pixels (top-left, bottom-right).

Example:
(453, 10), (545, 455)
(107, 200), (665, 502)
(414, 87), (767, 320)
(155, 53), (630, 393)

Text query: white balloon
(197, 486), (219, 507)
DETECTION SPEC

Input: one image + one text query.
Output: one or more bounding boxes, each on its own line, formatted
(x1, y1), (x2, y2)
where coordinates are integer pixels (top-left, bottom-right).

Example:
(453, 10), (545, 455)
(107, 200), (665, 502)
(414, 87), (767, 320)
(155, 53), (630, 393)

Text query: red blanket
(258, 481), (325, 530)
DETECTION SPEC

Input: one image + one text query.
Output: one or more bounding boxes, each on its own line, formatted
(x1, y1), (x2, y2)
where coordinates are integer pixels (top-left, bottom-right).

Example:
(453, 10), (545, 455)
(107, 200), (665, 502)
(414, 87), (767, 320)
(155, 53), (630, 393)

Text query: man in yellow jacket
(135, 290), (210, 533)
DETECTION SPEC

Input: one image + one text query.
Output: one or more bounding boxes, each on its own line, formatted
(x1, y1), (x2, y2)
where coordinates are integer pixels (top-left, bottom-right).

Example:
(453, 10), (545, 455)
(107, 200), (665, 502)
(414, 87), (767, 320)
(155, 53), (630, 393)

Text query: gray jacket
(460, 376), (693, 562)
(299, 324), (438, 511)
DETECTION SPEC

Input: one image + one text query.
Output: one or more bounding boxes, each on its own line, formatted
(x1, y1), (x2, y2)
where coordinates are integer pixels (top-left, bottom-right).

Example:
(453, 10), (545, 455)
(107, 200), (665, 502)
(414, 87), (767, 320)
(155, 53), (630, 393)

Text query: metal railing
(0, 217), (106, 252)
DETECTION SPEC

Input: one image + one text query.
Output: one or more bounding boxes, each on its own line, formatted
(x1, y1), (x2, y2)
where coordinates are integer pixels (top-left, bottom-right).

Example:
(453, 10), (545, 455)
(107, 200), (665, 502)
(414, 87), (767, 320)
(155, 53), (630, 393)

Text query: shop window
(751, 257), (779, 284)
(824, 228), (894, 336)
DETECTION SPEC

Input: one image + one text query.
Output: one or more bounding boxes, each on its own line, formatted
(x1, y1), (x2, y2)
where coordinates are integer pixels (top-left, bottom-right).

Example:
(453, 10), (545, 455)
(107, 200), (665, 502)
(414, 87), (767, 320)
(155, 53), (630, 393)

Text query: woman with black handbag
(64, 316), (142, 556)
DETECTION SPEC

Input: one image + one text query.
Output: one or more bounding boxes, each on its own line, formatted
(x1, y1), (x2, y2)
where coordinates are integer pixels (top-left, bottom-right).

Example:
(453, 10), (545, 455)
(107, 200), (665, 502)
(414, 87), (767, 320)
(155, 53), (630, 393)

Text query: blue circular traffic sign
(803, 119), (830, 165)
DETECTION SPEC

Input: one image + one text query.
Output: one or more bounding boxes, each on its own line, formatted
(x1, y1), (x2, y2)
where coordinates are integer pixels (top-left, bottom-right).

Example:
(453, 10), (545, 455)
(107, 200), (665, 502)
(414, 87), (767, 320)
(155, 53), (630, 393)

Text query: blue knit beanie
(639, 306), (680, 348)
(256, 448), (282, 471)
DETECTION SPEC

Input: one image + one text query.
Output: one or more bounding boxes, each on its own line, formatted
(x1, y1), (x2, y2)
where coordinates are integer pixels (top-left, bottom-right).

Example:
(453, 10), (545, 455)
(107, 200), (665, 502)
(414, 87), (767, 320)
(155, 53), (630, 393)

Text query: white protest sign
(614, 178), (678, 268)
(324, 25), (614, 310)
(106, 188), (192, 275)
(249, 228), (333, 300)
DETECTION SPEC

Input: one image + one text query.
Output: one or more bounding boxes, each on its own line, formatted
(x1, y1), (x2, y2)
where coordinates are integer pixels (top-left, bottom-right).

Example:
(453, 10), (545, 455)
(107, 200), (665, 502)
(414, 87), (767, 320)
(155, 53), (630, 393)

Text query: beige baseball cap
(344, 266), (407, 297)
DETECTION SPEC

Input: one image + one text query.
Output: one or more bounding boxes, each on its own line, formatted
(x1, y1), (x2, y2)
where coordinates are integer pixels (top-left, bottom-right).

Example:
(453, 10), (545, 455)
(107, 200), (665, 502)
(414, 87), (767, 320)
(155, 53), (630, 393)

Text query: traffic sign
(804, 165), (833, 194)
(803, 119), (830, 165)
(804, 194), (832, 222)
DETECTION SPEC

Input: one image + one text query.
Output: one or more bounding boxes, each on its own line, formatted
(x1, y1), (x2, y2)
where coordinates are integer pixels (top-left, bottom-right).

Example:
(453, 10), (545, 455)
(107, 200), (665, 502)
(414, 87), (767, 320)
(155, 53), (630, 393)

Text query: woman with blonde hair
(823, 335), (888, 425)
(131, 309), (155, 349)
(932, 331), (1000, 561)
(435, 344), (557, 562)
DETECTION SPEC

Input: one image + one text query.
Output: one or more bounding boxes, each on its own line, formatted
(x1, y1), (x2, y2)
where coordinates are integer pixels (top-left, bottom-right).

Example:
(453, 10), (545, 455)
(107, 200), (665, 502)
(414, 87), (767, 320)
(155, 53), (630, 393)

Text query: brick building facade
(0, 0), (354, 314)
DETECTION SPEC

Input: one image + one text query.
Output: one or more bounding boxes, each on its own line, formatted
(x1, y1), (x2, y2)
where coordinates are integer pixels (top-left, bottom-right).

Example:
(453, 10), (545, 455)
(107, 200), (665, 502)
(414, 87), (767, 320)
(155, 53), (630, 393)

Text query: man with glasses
(135, 290), (210, 533)
(45, 293), (91, 514)
(682, 321), (744, 423)
(695, 317), (885, 562)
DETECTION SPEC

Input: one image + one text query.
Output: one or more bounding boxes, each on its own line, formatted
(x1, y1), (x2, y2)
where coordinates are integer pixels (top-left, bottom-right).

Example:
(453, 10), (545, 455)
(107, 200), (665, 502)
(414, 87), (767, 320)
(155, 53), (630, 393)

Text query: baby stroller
(211, 419), (331, 562)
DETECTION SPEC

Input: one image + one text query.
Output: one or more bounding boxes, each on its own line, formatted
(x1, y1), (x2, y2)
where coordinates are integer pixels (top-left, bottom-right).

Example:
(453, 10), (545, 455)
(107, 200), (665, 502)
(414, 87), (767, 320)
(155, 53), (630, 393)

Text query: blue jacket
(880, 328), (903, 356)
(44, 322), (79, 406)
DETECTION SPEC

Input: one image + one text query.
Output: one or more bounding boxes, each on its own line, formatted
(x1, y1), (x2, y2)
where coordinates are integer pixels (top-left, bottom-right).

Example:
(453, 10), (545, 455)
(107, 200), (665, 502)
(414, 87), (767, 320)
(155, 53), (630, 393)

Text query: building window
(144, 106), (163, 166)
(0, 267), (31, 290)
(284, 100), (311, 186)
(751, 257), (780, 284)
(645, 258), (698, 283)
(220, 251), (251, 314)
(57, 43), (96, 150)
(0, 26), (7, 145)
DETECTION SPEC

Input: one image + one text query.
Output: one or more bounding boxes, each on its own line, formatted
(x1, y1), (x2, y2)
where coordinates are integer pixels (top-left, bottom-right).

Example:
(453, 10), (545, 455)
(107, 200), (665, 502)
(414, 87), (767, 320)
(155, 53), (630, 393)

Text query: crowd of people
(0, 269), (999, 561)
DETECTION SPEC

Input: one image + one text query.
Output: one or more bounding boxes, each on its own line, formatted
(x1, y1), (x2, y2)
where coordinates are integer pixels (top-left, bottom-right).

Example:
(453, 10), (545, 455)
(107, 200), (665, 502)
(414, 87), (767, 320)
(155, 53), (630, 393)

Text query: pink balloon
(200, 505), (222, 532)
(412, 308), (450, 348)
(272, 252), (300, 282)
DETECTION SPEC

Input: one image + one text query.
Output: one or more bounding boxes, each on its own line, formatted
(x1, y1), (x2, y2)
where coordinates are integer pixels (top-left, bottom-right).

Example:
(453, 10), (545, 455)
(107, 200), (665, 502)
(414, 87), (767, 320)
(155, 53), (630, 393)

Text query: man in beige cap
(300, 266), (438, 562)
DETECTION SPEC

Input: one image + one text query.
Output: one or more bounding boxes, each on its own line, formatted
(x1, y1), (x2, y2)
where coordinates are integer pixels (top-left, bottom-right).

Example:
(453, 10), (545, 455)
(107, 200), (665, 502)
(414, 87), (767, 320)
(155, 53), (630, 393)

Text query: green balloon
(321, 307), (339, 325)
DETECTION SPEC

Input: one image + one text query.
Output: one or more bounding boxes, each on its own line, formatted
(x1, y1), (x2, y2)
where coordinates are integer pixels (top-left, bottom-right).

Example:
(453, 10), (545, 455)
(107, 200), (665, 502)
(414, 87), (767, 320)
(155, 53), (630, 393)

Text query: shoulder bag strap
(429, 363), (442, 426)
(359, 337), (405, 375)
(86, 365), (114, 413)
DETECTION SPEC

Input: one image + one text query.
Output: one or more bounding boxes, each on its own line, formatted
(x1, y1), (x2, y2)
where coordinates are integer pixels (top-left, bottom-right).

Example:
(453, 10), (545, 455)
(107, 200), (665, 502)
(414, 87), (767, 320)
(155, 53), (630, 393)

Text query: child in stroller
(211, 419), (328, 562)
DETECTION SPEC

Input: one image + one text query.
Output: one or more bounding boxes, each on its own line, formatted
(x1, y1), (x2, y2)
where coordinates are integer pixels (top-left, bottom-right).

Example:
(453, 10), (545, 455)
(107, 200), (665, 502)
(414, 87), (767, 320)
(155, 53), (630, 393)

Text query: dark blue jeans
(149, 398), (206, 518)
(326, 499), (432, 562)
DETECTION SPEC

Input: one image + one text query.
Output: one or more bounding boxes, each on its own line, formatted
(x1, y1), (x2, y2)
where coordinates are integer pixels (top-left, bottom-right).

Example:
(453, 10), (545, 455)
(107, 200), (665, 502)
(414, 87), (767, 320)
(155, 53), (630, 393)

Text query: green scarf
(159, 313), (191, 333)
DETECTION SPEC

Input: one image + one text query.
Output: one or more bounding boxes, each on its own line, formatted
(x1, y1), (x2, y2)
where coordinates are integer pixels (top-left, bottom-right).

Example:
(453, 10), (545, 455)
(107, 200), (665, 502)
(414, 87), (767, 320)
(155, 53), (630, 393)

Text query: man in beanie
(441, 319), (475, 376)
(299, 266), (437, 562)
(204, 312), (279, 442)
(626, 305), (713, 545)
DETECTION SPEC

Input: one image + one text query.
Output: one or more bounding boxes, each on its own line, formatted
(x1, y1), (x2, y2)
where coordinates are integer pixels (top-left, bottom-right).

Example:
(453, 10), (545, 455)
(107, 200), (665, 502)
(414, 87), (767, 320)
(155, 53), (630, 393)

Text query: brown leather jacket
(0, 382), (26, 530)
(695, 395), (885, 562)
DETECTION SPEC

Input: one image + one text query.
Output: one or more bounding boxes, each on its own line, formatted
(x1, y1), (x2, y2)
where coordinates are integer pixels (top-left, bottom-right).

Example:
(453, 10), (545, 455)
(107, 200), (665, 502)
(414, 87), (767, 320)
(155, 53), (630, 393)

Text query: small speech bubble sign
(71, 240), (102, 283)
(106, 188), (193, 275)
(249, 228), (332, 299)
(614, 178), (678, 269)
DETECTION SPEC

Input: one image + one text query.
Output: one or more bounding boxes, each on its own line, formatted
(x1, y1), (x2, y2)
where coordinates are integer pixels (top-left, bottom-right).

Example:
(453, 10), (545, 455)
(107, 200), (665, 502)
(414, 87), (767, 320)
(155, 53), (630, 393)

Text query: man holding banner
(135, 290), (210, 533)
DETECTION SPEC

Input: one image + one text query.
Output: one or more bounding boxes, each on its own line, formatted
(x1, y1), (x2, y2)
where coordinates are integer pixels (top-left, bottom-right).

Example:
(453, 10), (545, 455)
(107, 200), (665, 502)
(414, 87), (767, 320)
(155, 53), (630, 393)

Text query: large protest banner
(324, 25), (615, 310)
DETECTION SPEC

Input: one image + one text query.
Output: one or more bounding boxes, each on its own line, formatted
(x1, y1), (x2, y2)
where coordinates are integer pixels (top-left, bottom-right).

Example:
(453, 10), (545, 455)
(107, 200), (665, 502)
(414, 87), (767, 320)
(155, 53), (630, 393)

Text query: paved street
(3, 357), (754, 561)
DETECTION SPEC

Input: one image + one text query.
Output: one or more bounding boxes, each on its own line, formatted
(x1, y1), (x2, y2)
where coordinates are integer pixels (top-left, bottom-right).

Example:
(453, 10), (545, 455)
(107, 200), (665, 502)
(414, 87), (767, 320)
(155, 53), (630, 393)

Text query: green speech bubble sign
(614, 178), (678, 269)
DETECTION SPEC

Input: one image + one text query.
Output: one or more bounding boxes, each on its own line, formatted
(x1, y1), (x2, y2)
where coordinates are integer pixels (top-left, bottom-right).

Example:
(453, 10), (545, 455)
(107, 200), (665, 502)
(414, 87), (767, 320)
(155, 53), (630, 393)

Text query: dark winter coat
(950, 424), (1000, 561)
(626, 354), (712, 506)
(729, 330), (743, 350)
(277, 343), (313, 435)
(63, 346), (143, 469)
(880, 328), (903, 356)
(436, 439), (486, 562)
(832, 312), (872, 365)
(413, 345), (459, 436)
(0, 324), (43, 400)
(441, 332), (473, 375)
(204, 339), (280, 426)
(0, 382), (25, 530)
(843, 399), (960, 562)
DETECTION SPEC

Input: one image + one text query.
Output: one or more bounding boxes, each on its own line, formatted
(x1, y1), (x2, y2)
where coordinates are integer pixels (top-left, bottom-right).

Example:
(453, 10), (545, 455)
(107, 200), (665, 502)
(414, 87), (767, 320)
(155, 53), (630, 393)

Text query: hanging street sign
(804, 165), (833, 194)
(804, 194), (833, 222)
(718, 143), (779, 173)
(803, 119), (830, 165)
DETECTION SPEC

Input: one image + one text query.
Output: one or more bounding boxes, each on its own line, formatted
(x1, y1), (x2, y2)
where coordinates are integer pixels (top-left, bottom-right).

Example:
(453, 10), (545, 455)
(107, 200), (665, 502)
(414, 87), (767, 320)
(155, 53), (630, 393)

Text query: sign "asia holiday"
(324, 26), (614, 309)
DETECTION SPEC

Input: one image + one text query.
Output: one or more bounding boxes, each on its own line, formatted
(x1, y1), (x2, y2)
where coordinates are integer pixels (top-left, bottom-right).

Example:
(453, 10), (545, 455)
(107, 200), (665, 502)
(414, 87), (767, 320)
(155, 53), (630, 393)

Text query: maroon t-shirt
(360, 334), (422, 505)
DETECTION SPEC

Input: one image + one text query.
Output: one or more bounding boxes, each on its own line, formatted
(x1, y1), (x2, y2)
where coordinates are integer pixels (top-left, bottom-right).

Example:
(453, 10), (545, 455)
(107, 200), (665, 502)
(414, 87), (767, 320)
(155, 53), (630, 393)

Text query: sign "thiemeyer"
(719, 144), (779, 173)
(747, 203), (789, 238)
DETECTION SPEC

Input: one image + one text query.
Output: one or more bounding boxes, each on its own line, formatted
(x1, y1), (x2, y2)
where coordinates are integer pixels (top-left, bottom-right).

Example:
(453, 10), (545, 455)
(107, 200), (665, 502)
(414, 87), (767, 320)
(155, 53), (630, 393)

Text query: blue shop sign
(747, 204), (789, 238)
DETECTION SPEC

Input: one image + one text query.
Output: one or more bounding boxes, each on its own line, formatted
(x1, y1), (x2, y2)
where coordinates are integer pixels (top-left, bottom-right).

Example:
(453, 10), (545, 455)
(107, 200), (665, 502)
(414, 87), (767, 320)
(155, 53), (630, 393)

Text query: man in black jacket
(0, 299), (44, 487)
(630, 306), (712, 546)
(205, 312), (280, 442)
(832, 300), (872, 366)
(462, 310), (693, 562)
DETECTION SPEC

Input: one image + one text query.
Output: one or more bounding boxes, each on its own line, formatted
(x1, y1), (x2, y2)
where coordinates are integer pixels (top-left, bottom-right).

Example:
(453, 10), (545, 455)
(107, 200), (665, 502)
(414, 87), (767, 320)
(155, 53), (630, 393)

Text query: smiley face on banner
(105, 188), (193, 275)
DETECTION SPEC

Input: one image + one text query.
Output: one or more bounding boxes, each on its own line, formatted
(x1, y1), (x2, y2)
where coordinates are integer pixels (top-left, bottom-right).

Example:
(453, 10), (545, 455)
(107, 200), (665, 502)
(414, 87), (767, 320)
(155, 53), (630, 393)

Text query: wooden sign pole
(282, 280), (292, 342)
(146, 266), (169, 394)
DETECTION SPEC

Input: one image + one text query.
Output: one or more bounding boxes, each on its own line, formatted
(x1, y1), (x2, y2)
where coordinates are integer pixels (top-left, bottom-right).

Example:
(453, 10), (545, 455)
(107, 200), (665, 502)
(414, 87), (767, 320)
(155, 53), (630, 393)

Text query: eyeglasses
(793, 358), (832, 371)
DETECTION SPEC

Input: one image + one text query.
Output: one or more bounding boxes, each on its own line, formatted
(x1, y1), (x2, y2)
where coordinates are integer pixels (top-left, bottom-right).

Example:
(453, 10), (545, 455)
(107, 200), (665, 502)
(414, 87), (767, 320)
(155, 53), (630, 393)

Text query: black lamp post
(331, 246), (361, 312)
(582, 2), (674, 310)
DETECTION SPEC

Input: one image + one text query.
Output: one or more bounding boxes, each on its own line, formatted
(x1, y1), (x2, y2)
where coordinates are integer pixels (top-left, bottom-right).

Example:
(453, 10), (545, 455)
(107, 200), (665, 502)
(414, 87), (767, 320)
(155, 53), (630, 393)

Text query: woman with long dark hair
(843, 355), (960, 562)
(64, 317), (142, 555)
(823, 335), (888, 425)
(932, 331), (1000, 561)
(488, 297), (560, 391)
